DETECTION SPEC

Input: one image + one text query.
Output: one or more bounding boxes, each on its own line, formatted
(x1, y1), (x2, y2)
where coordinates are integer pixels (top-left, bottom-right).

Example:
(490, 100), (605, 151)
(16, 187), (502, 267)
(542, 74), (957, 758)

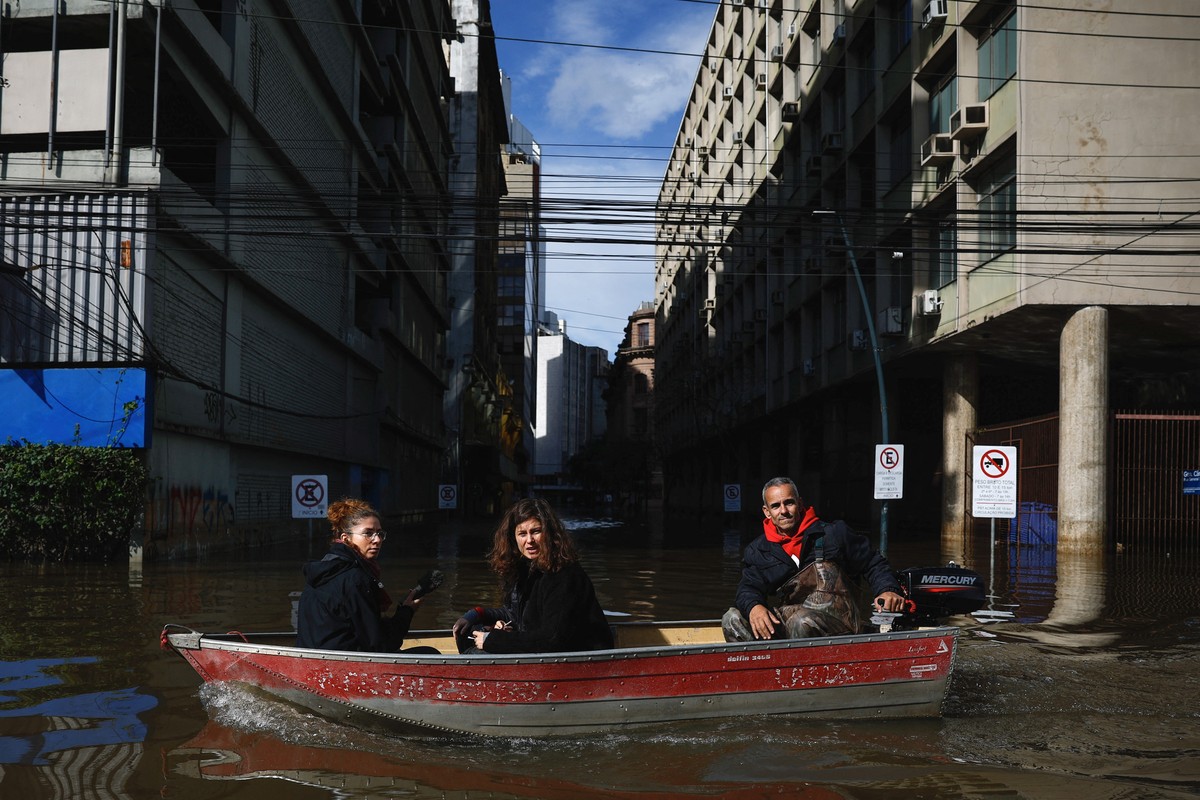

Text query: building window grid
(978, 11), (1017, 100)
(976, 157), (1016, 261)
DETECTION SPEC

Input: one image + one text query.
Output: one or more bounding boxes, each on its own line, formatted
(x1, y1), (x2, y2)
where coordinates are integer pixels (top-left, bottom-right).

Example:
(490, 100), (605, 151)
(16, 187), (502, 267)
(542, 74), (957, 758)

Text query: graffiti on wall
(149, 484), (236, 540)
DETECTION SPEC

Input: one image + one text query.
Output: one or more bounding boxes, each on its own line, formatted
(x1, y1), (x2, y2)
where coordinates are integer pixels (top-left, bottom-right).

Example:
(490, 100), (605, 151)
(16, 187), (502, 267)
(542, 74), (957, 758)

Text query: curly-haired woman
(296, 498), (430, 652)
(452, 498), (613, 654)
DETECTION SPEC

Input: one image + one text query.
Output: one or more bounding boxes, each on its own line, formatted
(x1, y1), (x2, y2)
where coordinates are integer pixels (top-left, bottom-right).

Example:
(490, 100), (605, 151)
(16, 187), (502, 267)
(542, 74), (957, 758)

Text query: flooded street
(1, 516), (1198, 799)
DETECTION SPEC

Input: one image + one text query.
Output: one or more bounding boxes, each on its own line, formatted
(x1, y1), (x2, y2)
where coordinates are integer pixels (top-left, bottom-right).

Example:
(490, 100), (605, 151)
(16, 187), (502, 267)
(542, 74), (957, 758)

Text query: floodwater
(1, 515), (1198, 799)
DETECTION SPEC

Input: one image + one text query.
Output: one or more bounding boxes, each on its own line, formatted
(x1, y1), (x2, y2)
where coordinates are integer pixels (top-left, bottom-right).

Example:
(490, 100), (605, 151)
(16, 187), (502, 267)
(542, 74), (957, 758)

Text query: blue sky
(490, 0), (715, 355)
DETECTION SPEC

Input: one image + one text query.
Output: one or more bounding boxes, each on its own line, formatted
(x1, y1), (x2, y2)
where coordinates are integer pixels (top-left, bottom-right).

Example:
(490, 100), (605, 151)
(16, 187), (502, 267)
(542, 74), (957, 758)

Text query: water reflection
(2, 516), (1199, 800)
(0, 657), (157, 798)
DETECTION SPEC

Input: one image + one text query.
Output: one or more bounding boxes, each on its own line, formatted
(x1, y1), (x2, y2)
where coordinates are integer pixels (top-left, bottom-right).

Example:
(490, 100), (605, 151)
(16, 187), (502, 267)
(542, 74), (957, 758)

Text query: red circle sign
(879, 446), (901, 470)
(979, 449), (1010, 479)
(295, 478), (325, 507)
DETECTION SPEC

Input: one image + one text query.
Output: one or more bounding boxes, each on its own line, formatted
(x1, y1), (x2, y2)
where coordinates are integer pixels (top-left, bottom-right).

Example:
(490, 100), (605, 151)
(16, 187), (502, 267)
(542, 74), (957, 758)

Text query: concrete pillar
(941, 354), (978, 561)
(1058, 306), (1108, 552)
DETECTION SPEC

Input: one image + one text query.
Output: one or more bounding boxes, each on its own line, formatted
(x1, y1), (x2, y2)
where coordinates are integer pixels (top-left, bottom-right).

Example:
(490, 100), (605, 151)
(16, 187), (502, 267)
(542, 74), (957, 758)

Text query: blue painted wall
(0, 368), (149, 447)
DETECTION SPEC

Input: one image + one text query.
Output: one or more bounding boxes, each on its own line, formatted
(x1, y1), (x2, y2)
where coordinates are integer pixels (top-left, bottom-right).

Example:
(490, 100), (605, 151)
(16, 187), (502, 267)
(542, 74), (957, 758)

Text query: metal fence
(966, 411), (1200, 554)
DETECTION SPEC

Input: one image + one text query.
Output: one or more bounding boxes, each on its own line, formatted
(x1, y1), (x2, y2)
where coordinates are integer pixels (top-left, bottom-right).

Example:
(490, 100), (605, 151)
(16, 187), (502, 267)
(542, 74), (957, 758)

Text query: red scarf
(763, 506), (820, 560)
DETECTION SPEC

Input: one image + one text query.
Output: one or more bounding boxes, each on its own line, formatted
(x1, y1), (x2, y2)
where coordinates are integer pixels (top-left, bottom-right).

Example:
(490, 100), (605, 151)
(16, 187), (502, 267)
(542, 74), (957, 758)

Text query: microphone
(411, 569), (445, 600)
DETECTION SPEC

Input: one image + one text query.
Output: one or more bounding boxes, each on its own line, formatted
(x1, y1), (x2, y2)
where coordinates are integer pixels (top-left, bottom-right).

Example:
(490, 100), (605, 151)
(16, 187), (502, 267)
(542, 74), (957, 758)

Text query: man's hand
(748, 604), (780, 639)
(874, 591), (906, 613)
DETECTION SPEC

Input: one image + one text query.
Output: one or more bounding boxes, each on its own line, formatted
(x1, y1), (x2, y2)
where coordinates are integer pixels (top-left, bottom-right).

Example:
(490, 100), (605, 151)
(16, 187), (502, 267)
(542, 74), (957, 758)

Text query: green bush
(0, 442), (148, 561)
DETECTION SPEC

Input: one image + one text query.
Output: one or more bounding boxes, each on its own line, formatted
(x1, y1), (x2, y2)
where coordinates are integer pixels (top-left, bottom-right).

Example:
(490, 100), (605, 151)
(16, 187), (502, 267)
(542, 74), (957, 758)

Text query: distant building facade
(606, 302), (662, 508)
(532, 317), (608, 483)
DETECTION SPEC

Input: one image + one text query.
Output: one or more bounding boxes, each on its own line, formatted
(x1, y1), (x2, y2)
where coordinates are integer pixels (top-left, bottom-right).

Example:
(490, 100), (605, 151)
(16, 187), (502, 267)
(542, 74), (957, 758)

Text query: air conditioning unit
(802, 359), (815, 376)
(757, 73), (768, 87)
(921, 0), (948, 28)
(733, 130), (744, 143)
(787, 23), (797, 38)
(698, 144), (713, 158)
(920, 133), (958, 166)
(723, 85), (736, 97)
(771, 289), (785, 304)
(850, 329), (869, 351)
(950, 103), (988, 140)
(805, 155), (823, 176)
(754, 309), (768, 321)
(703, 298), (717, 310)
(782, 100), (801, 120)
(918, 289), (944, 316)
(876, 306), (903, 335)
(771, 44), (785, 61)
(684, 135), (694, 147)
(822, 131), (844, 153)
(832, 23), (846, 43)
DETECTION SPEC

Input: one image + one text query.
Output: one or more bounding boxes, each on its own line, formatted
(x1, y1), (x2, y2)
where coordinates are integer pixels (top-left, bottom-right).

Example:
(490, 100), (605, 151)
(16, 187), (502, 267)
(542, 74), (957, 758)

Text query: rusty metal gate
(1113, 412), (1200, 554)
(966, 411), (1200, 554)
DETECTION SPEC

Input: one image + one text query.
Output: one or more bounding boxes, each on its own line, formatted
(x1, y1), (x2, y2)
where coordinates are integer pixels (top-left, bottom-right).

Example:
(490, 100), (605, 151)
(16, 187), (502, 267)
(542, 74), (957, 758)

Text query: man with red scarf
(722, 477), (906, 641)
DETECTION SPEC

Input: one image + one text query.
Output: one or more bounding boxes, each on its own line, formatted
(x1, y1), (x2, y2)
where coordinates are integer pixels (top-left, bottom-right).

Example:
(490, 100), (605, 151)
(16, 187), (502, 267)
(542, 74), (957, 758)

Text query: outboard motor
(880, 563), (987, 630)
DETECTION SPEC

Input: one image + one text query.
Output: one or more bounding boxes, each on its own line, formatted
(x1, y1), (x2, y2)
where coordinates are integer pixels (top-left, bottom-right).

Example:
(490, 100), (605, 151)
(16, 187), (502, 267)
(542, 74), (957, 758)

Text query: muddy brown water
(1, 516), (1197, 798)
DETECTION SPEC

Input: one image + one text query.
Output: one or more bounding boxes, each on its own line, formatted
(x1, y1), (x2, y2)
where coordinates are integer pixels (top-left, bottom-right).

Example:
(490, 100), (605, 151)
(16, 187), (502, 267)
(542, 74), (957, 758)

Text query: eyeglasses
(351, 530), (387, 541)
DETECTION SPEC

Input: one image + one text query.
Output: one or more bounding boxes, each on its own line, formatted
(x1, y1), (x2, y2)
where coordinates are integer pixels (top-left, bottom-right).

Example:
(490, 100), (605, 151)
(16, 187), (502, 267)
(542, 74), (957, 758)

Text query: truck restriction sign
(291, 474), (328, 519)
(971, 446), (1017, 518)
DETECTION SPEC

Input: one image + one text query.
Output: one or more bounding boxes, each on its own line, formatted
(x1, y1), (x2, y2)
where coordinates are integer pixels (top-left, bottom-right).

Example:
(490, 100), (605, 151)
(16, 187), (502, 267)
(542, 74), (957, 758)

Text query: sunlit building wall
(655, 0), (1200, 539)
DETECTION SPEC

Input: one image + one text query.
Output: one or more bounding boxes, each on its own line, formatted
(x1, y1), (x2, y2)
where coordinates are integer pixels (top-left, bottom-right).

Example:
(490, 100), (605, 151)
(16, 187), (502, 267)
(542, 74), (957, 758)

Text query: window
(888, 0), (912, 61)
(978, 11), (1016, 100)
(886, 113), (911, 188)
(931, 208), (957, 287)
(498, 275), (523, 297)
(929, 75), (957, 135)
(634, 373), (649, 395)
(498, 303), (523, 326)
(636, 321), (651, 348)
(975, 155), (1016, 260)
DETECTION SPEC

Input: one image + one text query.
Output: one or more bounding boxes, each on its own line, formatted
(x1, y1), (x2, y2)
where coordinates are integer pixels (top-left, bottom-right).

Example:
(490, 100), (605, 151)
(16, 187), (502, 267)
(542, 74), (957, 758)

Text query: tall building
(496, 70), (544, 487)
(655, 0), (1200, 547)
(444, 0), (515, 516)
(532, 317), (608, 483)
(0, 1), (458, 555)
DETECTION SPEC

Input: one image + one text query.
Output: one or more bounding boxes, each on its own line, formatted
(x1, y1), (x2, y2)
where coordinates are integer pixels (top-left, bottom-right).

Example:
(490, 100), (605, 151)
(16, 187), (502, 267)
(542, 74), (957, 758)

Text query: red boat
(162, 618), (961, 737)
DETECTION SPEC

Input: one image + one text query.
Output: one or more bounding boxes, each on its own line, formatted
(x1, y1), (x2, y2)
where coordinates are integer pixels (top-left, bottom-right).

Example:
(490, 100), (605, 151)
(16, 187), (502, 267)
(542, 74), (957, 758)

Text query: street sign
(1184, 470), (1200, 496)
(723, 484), (742, 513)
(291, 474), (328, 519)
(438, 484), (458, 510)
(874, 444), (904, 500)
(971, 446), (1017, 518)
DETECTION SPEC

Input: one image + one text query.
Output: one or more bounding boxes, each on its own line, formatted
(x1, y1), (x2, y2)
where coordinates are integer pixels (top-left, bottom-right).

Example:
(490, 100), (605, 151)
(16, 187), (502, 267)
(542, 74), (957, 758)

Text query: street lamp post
(813, 210), (890, 555)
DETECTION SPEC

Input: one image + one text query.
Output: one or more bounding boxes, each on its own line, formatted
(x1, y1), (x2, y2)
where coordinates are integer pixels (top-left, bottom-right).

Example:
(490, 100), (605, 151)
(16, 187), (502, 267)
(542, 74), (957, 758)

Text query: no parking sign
(438, 484), (458, 510)
(723, 484), (742, 513)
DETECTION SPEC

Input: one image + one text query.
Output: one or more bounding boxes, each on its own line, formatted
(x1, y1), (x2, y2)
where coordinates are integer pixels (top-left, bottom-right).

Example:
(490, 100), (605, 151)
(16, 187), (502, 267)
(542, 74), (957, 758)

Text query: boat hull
(165, 623), (958, 737)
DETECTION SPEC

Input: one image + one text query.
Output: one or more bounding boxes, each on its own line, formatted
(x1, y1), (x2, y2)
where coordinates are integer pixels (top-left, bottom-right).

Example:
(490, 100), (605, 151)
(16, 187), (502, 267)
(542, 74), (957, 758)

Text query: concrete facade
(654, 0), (1200, 544)
(1, 1), (460, 555)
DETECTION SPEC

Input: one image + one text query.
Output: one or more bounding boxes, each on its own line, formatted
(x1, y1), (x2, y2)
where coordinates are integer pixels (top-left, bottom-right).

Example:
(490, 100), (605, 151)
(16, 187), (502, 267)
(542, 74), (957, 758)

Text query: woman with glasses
(296, 497), (430, 652)
(452, 498), (613, 654)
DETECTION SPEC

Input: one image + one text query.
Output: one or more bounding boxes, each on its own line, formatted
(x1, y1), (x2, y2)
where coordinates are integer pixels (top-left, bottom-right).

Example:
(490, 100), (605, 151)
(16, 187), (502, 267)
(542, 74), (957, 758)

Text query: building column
(941, 354), (978, 559)
(1058, 306), (1109, 552)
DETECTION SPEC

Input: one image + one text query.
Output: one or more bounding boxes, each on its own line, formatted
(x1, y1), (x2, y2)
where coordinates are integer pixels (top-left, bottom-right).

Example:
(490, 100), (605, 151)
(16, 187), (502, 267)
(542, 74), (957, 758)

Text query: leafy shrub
(0, 442), (148, 561)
